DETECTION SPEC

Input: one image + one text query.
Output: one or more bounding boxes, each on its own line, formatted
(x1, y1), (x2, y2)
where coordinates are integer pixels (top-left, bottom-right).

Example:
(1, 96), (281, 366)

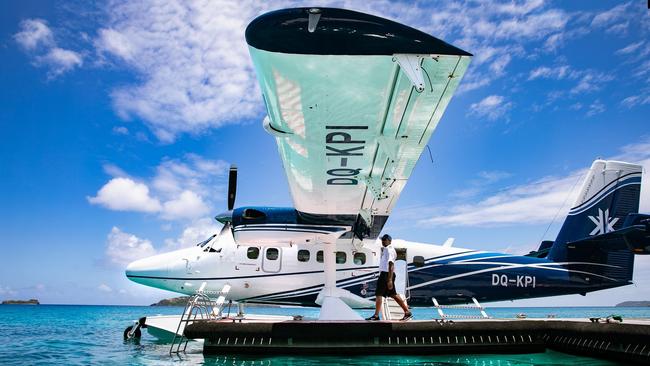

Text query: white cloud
(423, 1), (570, 95)
(528, 65), (571, 80)
(14, 18), (82, 77)
(569, 71), (613, 95)
(468, 95), (512, 121)
(543, 32), (564, 51)
(477, 170), (512, 184)
(88, 177), (162, 213)
(163, 217), (221, 250)
(606, 21), (629, 36)
(621, 95), (650, 108)
(112, 126), (129, 135)
(151, 154), (227, 197)
(634, 60), (650, 78)
(104, 219), (221, 267)
(105, 227), (157, 266)
(95, 28), (136, 61)
(616, 41), (645, 55)
(525, 64), (617, 112)
(161, 190), (209, 220)
(420, 172), (582, 227)
(102, 163), (129, 178)
(526, 67), (615, 112)
(97, 284), (113, 293)
(488, 54), (511, 76)
(89, 154), (228, 221)
(14, 19), (53, 50)
(36, 47), (83, 76)
(591, 2), (631, 28)
(497, 9), (568, 40)
(450, 170), (512, 199)
(585, 100), (605, 117)
(96, 0), (289, 142)
(419, 138), (650, 227)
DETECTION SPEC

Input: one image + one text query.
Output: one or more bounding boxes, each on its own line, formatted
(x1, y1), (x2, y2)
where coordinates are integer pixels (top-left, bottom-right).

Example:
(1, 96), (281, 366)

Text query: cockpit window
(247, 247), (260, 259)
(196, 234), (217, 247)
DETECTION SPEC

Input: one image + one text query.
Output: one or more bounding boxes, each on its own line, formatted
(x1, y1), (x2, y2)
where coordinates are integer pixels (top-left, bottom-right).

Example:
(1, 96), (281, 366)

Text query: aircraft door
(394, 248), (409, 299)
(262, 247), (282, 273)
(235, 246), (261, 272)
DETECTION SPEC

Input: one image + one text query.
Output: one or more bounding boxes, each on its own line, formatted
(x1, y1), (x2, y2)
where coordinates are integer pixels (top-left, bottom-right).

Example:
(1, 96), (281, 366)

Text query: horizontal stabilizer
(567, 213), (650, 254)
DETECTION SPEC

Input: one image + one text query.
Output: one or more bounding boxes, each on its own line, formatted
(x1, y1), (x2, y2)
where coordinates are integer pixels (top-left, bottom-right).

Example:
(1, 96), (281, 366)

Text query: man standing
(366, 234), (413, 321)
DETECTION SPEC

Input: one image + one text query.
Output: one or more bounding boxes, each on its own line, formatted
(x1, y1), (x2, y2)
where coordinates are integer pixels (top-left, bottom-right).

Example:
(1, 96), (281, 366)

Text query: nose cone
(125, 255), (169, 283)
(215, 210), (233, 224)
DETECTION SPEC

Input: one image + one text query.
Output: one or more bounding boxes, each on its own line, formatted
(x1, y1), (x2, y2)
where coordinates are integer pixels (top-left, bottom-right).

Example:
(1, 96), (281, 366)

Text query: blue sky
(1, 0), (649, 306)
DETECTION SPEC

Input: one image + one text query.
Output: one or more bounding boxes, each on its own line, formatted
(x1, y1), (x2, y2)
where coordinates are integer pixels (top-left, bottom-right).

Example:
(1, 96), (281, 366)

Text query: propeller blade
(228, 165), (237, 211)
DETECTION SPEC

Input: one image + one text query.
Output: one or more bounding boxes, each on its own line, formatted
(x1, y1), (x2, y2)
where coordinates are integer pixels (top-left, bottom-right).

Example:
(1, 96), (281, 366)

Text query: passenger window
(317, 250), (323, 263)
(336, 251), (347, 264)
(353, 252), (366, 265)
(297, 249), (310, 262)
(247, 247), (259, 260)
(266, 248), (279, 260)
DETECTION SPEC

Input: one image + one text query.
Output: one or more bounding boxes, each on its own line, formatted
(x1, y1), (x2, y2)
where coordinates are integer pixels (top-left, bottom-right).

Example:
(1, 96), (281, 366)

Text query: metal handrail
(169, 283), (231, 355)
(432, 297), (490, 320)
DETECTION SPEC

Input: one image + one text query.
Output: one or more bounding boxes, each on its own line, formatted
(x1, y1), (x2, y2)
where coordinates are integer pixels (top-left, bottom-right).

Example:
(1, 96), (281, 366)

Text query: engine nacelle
(230, 206), (352, 246)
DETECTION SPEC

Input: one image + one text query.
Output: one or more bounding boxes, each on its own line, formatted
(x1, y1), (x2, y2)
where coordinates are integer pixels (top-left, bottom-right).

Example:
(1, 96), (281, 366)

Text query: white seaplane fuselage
(126, 228), (459, 307)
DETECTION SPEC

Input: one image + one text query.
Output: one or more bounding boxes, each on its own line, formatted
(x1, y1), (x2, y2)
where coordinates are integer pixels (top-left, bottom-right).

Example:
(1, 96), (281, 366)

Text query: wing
(246, 8), (471, 239)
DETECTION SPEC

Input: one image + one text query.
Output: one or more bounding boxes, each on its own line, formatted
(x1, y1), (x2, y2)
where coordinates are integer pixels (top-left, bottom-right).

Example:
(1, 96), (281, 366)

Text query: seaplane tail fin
(546, 160), (647, 283)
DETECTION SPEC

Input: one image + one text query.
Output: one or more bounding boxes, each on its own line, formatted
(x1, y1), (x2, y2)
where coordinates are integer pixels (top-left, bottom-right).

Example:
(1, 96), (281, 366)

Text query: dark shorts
(375, 271), (397, 297)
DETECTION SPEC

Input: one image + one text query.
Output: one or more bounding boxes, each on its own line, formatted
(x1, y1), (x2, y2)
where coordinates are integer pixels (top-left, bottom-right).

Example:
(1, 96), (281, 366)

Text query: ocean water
(1, 304), (648, 365)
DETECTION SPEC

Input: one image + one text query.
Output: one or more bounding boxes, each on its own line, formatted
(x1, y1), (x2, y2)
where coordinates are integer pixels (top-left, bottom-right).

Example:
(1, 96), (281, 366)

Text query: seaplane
(123, 7), (650, 339)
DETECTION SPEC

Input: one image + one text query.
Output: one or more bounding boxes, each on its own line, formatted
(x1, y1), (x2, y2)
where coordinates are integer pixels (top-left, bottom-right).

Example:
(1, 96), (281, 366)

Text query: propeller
(216, 164), (237, 224)
(227, 164), (237, 211)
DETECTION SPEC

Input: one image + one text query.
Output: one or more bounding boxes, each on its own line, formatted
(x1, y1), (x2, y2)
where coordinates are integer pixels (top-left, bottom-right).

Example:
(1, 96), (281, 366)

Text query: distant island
(151, 297), (279, 308)
(616, 301), (650, 307)
(151, 296), (190, 306)
(2, 299), (39, 305)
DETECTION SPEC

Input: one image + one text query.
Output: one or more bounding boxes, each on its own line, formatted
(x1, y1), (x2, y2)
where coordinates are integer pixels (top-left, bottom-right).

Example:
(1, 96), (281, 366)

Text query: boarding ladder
(382, 294), (408, 320)
(432, 297), (490, 320)
(169, 282), (231, 355)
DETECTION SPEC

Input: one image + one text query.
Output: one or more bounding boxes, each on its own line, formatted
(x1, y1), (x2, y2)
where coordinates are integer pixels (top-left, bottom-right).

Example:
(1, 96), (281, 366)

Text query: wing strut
(315, 226), (372, 320)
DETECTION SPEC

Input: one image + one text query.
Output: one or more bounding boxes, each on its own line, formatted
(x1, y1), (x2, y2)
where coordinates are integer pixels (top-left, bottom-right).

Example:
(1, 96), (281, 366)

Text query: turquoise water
(1, 305), (647, 365)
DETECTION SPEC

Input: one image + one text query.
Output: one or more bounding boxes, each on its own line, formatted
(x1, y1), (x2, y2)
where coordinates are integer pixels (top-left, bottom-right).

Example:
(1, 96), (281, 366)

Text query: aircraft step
(170, 282), (231, 355)
(381, 294), (408, 320)
(432, 297), (490, 320)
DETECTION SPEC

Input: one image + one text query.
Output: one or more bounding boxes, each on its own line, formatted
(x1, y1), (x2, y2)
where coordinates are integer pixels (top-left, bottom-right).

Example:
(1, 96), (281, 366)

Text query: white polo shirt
(379, 245), (397, 273)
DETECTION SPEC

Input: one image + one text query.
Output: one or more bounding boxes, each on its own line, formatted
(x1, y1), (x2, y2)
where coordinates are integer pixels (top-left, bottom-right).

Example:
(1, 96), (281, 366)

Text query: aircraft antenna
(537, 170), (585, 245)
(425, 145), (434, 164)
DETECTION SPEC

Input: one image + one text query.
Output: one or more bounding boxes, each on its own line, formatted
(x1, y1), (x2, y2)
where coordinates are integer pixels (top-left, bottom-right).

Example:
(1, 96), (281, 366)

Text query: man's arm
(387, 261), (394, 290)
